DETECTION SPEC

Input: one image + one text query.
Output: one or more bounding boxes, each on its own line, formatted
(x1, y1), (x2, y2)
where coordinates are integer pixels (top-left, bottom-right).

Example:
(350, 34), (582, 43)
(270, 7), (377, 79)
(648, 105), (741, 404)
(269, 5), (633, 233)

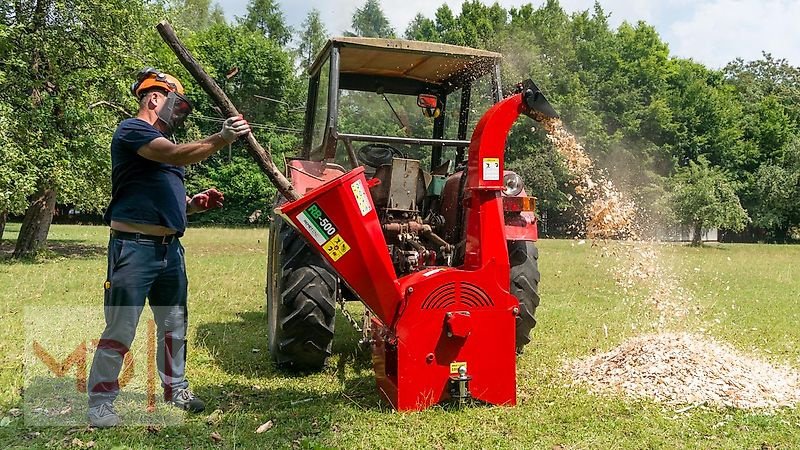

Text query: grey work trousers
(87, 234), (190, 407)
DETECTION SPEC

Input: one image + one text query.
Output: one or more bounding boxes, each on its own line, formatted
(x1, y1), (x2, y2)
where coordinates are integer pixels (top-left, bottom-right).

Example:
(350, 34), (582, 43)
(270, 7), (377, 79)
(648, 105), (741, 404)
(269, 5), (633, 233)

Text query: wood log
(156, 20), (300, 202)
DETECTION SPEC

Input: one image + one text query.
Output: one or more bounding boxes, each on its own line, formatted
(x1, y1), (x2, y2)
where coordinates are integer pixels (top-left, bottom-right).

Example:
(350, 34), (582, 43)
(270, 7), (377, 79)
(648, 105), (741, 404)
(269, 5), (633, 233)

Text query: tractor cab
(301, 37), (503, 174)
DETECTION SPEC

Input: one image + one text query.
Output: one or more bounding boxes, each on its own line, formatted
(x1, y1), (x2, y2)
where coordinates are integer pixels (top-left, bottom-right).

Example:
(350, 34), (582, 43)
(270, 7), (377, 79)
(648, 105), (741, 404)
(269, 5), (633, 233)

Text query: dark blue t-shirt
(103, 118), (187, 236)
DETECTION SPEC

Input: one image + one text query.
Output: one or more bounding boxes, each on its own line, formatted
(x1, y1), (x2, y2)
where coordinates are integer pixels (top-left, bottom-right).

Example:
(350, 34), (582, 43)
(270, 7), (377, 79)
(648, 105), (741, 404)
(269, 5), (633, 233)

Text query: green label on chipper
(297, 203), (338, 245)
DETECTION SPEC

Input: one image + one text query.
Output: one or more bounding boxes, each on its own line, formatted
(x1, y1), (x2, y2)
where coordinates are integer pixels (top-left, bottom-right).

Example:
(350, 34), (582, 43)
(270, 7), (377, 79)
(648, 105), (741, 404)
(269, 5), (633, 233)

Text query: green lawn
(1, 224), (799, 449)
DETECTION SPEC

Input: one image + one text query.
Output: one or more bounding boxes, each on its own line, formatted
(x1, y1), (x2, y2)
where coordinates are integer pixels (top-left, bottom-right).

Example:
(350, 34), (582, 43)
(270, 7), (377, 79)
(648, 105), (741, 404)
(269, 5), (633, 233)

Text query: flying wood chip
(225, 67), (239, 79)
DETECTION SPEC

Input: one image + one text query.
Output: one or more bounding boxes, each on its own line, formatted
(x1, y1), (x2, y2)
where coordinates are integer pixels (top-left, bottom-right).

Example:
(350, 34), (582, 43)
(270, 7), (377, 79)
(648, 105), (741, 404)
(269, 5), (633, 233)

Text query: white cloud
(667, 0), (800, 68)
(219, 0), (800, 67)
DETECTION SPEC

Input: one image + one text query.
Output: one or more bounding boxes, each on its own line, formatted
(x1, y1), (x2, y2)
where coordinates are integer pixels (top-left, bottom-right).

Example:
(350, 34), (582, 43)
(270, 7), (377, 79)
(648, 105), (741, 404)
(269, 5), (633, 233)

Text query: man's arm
(140, 133), (227, 166)
(137, 116), (250, 166)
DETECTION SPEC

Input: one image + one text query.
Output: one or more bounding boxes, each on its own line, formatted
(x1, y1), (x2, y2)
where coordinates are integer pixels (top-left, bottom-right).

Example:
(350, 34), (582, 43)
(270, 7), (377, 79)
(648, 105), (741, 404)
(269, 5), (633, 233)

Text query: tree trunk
(0, 209), (6, 240)
(691, 221), (703, 247)
(774, 227), (789, 244)
(13, 185), (57, 258)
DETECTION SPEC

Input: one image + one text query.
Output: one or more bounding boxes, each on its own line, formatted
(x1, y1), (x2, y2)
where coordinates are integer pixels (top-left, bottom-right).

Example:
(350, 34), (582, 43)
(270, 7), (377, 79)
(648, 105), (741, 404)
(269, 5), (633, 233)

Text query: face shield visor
(156, 91), (193, 133)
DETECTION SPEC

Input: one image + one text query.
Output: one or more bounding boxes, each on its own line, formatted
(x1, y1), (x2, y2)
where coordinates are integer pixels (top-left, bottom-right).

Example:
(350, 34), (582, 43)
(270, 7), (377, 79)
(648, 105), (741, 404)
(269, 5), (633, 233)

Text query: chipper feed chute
(277, 83), (556, 411)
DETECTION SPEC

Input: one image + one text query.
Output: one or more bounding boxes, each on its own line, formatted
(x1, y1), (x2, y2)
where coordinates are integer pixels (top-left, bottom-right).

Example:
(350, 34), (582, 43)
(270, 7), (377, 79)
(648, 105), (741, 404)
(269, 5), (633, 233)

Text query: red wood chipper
(266, 38), (558, 411)
(156, 25), (556, 411)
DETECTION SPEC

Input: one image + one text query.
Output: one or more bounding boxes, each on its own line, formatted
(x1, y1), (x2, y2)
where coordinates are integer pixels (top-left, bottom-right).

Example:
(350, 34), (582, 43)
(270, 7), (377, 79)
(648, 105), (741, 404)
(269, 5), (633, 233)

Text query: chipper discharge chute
(277, 85), (556, 410)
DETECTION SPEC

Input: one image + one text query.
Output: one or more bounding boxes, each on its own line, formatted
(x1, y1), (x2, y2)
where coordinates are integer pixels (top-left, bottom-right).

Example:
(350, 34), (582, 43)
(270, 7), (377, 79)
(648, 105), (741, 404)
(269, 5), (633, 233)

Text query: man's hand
(188, 188), (224, 214)
(221, 115), (251, 144)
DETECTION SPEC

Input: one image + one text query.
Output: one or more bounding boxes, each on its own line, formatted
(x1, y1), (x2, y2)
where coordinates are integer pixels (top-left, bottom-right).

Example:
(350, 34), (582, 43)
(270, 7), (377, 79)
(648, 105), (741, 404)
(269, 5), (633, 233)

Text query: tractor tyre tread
(267, 216), (337, 372)
(508, 240), (540, 354)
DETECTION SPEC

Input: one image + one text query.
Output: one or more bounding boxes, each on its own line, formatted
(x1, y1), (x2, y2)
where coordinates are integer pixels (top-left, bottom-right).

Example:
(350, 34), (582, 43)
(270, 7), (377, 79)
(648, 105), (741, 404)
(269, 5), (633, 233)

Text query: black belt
(111, 229), (177, 244)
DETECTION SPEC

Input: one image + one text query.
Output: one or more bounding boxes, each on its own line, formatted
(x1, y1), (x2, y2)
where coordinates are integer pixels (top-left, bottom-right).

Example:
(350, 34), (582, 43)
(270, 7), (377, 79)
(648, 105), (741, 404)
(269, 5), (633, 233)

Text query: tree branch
(156, 20), (300, 202)
(89, 101), (132, 118)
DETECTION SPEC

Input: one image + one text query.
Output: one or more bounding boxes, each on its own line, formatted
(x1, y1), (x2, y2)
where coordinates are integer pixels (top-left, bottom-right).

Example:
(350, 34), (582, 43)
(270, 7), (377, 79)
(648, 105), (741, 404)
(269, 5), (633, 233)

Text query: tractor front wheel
(508, 240), (540, 354)
(266, 214), (337, 371)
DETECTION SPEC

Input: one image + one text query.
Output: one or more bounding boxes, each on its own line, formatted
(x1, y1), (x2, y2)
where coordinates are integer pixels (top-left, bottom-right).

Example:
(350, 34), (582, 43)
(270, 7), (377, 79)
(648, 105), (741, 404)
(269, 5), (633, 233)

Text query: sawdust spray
(539, 117), (800, 410)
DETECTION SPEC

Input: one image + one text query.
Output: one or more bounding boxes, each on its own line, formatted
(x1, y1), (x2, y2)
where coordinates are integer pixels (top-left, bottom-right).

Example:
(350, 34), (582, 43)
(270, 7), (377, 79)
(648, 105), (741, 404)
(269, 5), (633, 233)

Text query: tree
(724, 53), (800, 126)
(668, 158), (748, 246)
(0, 102), (36, 240)
(240, 0), (291, 46)
(168, 0), (225, 30)
(346, 0), (394, 38)
(0, 0), (157, 257)
(297, 8), (327, 73)
(181, 22), (303, 224)
(456, 0), (507, 48)
(749, 164), (800, 242)
(404, 13), (437, 41)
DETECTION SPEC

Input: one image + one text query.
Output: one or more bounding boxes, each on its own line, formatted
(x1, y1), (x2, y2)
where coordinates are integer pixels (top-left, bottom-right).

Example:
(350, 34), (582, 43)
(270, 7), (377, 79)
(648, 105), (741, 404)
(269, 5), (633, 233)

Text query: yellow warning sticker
(450, 361), (467, 374)
(322, 233), (351, 261)
(482, 157), (500, 181)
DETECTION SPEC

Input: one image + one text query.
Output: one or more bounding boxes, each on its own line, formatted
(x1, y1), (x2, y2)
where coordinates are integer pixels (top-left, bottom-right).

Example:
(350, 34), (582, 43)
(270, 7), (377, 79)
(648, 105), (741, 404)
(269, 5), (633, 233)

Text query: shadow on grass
(195, 311), (371, 375)
(195, 310), (377, 404)
(186, 310), (385, 446)
(0, 240), (106, 263)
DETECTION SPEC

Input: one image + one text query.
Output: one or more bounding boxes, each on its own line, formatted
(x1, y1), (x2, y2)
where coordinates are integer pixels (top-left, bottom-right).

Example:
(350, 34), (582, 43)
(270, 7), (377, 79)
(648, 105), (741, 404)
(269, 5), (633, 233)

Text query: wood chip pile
(567, 332), (800, 410)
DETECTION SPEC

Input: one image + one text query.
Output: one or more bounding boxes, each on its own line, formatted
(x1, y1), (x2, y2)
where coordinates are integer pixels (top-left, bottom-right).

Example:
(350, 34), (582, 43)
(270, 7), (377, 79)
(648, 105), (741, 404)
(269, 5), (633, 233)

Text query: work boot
(87, 402), (120, 428)
(166, 388), (205, 413)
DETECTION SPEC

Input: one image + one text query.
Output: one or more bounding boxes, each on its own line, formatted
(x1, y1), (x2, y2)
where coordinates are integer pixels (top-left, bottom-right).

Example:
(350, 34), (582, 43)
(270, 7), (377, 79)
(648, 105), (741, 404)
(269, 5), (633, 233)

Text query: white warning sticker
(482, 158), (500, 181)
(350, 179), (372, 216)
(296, 211), (328, 245)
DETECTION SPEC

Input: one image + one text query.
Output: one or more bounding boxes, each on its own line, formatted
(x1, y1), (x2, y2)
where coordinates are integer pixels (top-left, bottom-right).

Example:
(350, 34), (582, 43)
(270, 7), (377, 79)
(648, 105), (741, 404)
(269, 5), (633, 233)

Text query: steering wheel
(357, 143), (405, 168)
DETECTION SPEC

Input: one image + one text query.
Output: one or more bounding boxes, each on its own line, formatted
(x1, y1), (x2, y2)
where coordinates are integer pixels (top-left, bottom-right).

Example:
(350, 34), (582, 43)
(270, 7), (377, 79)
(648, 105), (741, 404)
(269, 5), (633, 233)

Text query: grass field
(1, 223), (799, 449)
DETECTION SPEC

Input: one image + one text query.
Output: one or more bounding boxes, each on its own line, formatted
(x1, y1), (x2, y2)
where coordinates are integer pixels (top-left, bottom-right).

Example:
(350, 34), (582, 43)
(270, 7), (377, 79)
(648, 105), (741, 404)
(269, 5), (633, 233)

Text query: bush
(186, 156), (276, 226)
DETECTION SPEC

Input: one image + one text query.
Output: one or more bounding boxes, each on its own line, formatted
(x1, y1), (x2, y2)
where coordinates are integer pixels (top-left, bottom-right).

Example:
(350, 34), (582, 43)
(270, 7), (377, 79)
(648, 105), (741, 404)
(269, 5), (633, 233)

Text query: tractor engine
(366, 157), (452, 275)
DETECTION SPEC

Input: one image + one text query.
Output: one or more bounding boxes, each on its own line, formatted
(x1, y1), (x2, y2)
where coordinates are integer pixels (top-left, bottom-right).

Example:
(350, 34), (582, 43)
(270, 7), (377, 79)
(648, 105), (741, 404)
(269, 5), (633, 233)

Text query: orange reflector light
(503, 196), (536, 212)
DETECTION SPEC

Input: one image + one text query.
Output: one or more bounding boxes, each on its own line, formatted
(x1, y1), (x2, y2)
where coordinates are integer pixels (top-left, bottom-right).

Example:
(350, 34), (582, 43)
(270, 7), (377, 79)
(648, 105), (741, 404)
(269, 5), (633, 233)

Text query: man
(86, 68), (250, 427)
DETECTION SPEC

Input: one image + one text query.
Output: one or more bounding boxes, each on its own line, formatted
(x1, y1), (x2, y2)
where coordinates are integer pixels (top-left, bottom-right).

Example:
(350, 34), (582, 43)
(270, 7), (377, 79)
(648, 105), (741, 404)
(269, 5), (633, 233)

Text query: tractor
(266, 37), (557, 410)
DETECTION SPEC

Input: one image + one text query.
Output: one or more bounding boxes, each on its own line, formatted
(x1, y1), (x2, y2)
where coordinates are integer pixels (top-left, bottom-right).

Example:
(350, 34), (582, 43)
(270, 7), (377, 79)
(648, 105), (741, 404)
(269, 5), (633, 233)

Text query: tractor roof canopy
(310, 37), (501, 93)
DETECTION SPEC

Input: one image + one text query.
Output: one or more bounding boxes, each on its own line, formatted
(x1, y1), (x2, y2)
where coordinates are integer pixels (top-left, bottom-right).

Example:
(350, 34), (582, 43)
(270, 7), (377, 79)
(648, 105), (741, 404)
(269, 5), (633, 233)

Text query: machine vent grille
(421, 282), (494, 310)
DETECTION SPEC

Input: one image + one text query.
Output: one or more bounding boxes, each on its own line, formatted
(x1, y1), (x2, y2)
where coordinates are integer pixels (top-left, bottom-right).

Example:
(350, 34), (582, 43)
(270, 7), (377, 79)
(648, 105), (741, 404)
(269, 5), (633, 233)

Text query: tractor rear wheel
(266, 214), (337, 371)
(508, 240), (540, 354)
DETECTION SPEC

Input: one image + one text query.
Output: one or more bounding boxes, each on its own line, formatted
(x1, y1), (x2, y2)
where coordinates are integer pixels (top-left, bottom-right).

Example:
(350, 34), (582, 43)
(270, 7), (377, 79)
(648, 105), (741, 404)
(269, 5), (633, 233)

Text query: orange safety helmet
(131, 67), (186, 98)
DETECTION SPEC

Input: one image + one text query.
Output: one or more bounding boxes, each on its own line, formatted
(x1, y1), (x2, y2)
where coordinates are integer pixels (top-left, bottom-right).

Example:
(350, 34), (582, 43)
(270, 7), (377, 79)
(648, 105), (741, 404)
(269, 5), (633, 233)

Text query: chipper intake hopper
(277, 85), (557, 410)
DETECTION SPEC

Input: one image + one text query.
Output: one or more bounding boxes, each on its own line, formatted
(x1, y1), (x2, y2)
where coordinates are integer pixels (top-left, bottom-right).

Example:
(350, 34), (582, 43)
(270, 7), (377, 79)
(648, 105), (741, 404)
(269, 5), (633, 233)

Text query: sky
(220, 0), (800, 69)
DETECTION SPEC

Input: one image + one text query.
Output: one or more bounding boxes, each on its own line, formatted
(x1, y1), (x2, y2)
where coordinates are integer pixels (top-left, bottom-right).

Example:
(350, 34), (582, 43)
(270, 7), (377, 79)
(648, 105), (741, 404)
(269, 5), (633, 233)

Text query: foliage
(0, 102), (35, 215)
(723, 53), (800, 238)
(176, 22), (302, 223)
(239, 0), (292, 45)
(166, 0), (225, 31)
(297, 8), (327, 73)
(668, 158), (748, 245)
(345, 0), (395, 38)
(185, 156), (276, 225)
(0, 0), (156, 212)
(745, 138), (800, 241)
